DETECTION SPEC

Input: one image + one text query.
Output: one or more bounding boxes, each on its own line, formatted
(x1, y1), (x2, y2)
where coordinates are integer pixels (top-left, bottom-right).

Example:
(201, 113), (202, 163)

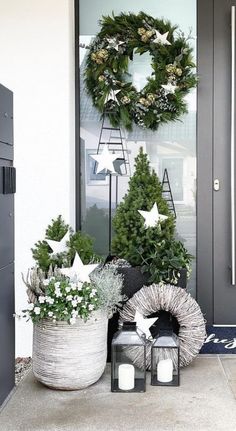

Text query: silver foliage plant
(90, 265), (125, 318)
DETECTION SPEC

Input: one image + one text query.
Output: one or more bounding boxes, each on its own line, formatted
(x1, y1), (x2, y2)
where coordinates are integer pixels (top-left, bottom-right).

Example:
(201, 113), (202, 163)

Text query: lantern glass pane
(151, 333), (180, 386)
(111, 324), (146, 392)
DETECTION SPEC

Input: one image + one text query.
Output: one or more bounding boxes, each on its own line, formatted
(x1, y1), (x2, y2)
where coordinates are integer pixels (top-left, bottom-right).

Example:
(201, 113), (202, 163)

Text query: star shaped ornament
(90, 145), (118, 174)
(153, 30), (171, 45)
(105, 89), (121, 105)
(161, 83), (177, 94)
(46, 231), (70, 255)
(138, 203), (168, 228)
(107, 38), (125, 51)
(134, 311), (158, 339)
(60, 252), (99, 283)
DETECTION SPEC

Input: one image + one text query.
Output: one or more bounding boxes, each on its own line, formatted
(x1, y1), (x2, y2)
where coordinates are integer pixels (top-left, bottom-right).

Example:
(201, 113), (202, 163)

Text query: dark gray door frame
(75, 0), (81, 231)
(197, 0), (214, 323)
(74, 0), (215, 323)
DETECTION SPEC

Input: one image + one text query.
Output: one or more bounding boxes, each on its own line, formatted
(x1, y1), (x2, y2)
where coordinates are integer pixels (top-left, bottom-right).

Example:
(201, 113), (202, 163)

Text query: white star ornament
(46, 231), (70, 255)
(107, 38), (125, 51)
(60, 252), (98, 283)
(90, 145), (118, 174)
(138, 202), (168, 228)
(104, 89), (121, 104)
(153, 30), (171, 45)
(134, 311), (158, 339)
(161, 83), (177, 94)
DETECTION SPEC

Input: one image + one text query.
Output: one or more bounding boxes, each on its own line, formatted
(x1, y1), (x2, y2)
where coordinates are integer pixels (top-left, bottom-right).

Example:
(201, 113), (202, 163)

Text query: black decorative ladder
(95, 113), (131, 255)
(96, 113), (130, 177)
(162, 168), (176, 218)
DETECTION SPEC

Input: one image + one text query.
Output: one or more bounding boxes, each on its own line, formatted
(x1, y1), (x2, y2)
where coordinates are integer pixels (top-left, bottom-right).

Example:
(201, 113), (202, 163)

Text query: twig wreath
(120, 284), (206, 369)
(85, 12), (197, 131)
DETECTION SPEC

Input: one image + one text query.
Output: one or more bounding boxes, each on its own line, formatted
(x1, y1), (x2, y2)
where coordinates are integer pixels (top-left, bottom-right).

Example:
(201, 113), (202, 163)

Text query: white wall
(0, 0), (75, 356)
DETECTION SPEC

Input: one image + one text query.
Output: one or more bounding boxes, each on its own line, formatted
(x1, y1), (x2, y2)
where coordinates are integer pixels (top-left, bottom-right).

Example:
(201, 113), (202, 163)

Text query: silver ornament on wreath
(119, 283), (206, 370)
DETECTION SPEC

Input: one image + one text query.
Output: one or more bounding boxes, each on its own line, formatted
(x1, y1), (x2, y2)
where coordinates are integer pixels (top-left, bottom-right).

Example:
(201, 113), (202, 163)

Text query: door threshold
(213, 324), (236, 327)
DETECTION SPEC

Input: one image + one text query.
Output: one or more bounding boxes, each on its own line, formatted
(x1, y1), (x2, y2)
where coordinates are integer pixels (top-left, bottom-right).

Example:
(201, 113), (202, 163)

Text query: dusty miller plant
(90, 265), (125, 318)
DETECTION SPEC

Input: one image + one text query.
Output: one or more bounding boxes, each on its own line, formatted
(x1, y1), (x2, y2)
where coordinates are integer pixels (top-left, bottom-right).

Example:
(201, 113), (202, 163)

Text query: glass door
(78, 0), (197, 296)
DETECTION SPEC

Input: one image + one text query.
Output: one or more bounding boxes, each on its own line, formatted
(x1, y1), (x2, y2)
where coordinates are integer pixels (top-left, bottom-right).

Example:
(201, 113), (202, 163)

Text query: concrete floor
(1, 356), (236, 431)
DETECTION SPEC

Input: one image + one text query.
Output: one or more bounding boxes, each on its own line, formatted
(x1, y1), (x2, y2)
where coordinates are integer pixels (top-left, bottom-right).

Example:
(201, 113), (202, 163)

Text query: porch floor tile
(1, 356), (236, 431)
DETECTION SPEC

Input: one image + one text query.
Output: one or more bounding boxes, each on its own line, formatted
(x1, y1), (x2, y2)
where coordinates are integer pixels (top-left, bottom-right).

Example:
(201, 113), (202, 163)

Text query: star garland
(85, 11), (197, 131)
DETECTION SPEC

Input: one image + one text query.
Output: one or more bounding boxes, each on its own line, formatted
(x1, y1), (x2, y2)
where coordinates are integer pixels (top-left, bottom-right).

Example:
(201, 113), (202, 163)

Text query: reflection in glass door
(79, 0), (197, 296)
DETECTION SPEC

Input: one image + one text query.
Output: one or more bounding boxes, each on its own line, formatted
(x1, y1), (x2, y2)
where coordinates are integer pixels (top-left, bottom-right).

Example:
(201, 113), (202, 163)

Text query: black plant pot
(107, 266), (188, 361)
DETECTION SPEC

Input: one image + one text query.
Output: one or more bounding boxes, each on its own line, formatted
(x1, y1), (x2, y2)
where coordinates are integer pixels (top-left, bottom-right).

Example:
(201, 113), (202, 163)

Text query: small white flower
(77, 282), (83, 291)
(66, 295), (73, 301)
(88, 304), (94, 311)
(43, 279), (50, 286)
(49, 276), (55, 281)
(34, 307), (41, 315)
(38, 296), (46, 304)
(63, 310), (68, 315)
(15, 311), (24, 319)
(48, 311), (53, 317)
(28, 303), (35, 310)
(72, 310), (78, 317)
(69, 317), (76, 325)
(55, 289), (62, 298)
(46, 296), (54, 305)
(65, 286), (71, 293)
(77, 296), (83, 304)
(90, 288), (97, 298)
(71, 300), (78, 307)
(69, 282), (76, 290)
(54, 282), (61, 289)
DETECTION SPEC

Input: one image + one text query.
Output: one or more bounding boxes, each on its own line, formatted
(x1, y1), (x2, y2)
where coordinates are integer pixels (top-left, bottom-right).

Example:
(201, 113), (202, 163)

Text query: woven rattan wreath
(119, 283), (206, 369)
(85, 12), (197, 131)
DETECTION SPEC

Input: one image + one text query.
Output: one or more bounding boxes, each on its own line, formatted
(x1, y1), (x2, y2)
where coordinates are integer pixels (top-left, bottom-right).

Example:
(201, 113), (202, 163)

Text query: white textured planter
(32, 311), (108, 390)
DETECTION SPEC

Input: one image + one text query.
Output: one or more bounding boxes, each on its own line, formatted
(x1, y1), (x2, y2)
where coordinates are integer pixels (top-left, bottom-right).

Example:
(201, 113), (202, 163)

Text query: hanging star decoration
(107, 37), (125, 51)
(45, 231), (70, 255)
(153, 30), (171, 45)
(138, 202), (168, 228)
(134, 311), (158, 339)
(104, 89), (121, 105)
(90, 144), (118, 174)
(60, 252), (99, 283)
(161, 83), (177, 94)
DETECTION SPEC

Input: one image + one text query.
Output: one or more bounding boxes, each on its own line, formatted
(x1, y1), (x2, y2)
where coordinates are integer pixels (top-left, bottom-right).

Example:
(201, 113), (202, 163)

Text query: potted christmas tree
(112, 147), (193, 296)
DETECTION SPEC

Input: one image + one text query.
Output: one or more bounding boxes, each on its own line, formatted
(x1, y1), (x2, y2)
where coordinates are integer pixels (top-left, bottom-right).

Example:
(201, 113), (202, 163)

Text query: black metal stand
(108, 173), (112, 256)
(162, 168), (176, 218)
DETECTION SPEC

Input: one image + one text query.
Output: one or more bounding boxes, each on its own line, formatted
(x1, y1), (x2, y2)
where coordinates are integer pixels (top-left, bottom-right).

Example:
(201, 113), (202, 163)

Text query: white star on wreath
(138, 202), (168, 228)
(45, 231), (70, 255)
(153, 30), (171, 45)
(104, 89), (121, 105)
(107, 38), (125, 51)
(134, 311), (157, 339)
(161, 83), (177, 94)
(60, 252), (99, 283)
(90, 145), (118, 174)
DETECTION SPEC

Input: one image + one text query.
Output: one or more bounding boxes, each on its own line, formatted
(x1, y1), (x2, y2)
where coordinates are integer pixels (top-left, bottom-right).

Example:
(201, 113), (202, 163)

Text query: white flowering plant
(20, 265), (124, 325)
(21, 276), (99, 325)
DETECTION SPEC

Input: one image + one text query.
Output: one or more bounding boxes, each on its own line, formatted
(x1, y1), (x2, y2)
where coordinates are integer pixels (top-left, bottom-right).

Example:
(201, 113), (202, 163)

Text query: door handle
(231, 6), (236, 285)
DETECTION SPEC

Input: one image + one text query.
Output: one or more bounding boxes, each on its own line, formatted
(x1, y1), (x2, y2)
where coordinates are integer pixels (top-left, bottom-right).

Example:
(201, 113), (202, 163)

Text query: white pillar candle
(118, 364), (135, 390)
(157, 358), (173, 383)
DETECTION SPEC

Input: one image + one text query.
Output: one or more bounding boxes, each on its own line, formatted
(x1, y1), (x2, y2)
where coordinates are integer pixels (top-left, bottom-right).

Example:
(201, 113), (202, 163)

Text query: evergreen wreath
(85, 11), (197, 131)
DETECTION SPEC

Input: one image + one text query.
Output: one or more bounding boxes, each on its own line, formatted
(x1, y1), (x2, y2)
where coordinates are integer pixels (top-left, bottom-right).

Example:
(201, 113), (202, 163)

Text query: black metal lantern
(151, 329), (180, 386)
(111, 322), (146, 392)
